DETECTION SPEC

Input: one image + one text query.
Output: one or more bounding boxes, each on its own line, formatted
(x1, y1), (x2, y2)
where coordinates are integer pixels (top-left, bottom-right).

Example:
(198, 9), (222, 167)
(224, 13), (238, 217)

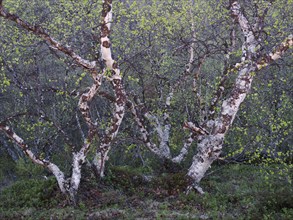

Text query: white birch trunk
(0, 1), (102, 204)
(92, 0), (127, 178)
(69, 151), (86, 200)
(0, 123), (97, 203)
(186, 1), (293, 193)
(0, 4), (96, 70)
(187, 1), (258, 193)
(187, 134), (224, 194)
(0, 123), (68, 194)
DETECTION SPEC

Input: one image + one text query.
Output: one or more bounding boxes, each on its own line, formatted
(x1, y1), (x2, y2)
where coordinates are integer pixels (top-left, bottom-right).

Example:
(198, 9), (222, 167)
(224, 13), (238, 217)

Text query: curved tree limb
(0, 3), (96, 70)
(0, 122), (67, 193)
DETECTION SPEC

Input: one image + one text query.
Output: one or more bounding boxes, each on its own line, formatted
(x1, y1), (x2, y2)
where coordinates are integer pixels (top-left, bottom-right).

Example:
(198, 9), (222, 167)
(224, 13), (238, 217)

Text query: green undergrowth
(0, 164), (292, 219)
(0, 178), (61, 210)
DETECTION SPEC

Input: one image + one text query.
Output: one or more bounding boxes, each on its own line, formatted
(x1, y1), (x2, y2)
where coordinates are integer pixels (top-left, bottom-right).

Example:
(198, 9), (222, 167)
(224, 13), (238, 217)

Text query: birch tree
(120, 0), (292, 193)
(185, 1), (292, 193)
(91, 0), (126, 178)
(0, 0), (125, 202)
(0, 0), (97, 203)
(0, 0), (292, 199)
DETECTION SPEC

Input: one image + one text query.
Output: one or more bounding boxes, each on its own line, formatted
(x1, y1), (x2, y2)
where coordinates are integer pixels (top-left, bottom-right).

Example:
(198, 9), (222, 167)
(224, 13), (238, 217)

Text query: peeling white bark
(0, 121), (98, 202)
(92, 151), (110, 177)
(92, 0), (127, 178)
(78, 78), (102, 128)
(130, 100), (205, 163)
(187, 134), (224, 193)
(69, 151), (86, 198)
(144, 113), (171, 159)
(0, 123), (67, 194)
(187, 2), (293, 193)
(231, 1), (257, 61)
(183, 122), (209, 135)
(47, 163), (67, 193)
(188, 1), (255, 192)
(128, 8), (208, 163)
(0, 1), (102, 198)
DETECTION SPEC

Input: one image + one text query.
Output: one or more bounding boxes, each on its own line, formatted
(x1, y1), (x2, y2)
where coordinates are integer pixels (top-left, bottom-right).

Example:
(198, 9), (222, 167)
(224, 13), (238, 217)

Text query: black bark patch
(102, 3), (111, 17)
(213, 149), (221, 154)
(222, 114), (233, 128)
(186, 138), (192, 144)
(112, 124), (118, 132)
(198, 156), (204, 163)
(113, 117), (119, 123)
(6, 128), (14, 137)
(264, 55), (273, 63)
(112, 62), (118, 69)
(101, 25), (110, 38)
(218, 126), (226, 134)
(81, 95), (88, 101)
(102, 41), (111, 48)
(104, 136), (111, 144)
(117, 110), (124, 115)
(113, 79), (120, 84)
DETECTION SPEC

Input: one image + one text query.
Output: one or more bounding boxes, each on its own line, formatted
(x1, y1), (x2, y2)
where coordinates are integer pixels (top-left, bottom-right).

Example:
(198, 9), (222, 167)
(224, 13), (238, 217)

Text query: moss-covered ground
(0, 164), (292, 219)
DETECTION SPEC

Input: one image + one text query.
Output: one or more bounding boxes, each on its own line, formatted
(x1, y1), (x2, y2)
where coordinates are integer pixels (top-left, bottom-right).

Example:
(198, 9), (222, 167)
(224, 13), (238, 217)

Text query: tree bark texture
(0, 2), (102, 203)
(186, 1), (293, 193)
(0, 123), (68, 193)
(92, 0), (127, 178)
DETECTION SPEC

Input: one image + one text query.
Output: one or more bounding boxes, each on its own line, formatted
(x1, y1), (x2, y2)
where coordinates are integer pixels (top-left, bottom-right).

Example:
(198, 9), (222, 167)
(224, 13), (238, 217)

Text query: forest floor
(0, 164), (292, 219)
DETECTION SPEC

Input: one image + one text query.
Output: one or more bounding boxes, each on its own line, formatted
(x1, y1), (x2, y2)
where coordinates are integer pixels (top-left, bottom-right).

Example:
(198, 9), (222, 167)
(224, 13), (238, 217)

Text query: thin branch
(0, 122), (67, 193)
(0, 4), (96, 70)
(256, 35), (293, 70)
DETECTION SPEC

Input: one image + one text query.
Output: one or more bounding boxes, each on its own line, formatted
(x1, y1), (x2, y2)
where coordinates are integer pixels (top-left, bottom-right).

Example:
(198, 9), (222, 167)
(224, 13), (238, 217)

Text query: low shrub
(0, 178), (60, 209)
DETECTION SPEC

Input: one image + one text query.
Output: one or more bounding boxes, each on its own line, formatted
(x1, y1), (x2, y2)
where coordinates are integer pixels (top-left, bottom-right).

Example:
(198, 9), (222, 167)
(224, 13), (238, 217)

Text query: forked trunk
(40, 152), (85, 205)
(186, 2), (293, 193)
